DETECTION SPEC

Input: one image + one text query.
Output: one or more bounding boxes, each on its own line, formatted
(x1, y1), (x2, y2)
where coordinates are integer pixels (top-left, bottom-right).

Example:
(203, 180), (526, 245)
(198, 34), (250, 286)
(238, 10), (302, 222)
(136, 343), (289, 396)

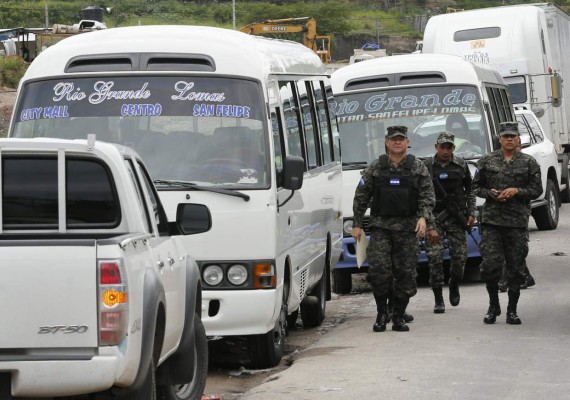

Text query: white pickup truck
(515, 108), (563, 230)
(0, 137), (208, 399)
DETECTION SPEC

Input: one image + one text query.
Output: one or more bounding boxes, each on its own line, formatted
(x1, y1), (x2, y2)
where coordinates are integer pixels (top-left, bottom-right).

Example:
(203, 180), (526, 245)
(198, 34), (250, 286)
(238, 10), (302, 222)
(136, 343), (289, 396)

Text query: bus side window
(313, 81), (333, 164)
(297, 81), (319, 170)
(278, 81), (306, 168)
(326, 85), (341, 161)
(271, 109), (285, 187)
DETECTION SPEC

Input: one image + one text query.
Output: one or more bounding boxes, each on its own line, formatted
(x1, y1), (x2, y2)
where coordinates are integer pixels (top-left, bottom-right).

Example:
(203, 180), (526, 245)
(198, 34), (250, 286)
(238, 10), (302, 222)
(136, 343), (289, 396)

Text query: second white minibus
(330, 54), (514, 293)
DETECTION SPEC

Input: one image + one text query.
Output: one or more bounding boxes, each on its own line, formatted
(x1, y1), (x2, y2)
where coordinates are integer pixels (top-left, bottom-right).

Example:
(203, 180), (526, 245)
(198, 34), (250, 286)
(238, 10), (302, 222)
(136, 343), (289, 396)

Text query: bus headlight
(343, 219), (354, 236)
(203, 265), (224, 286)
(227, 264), (248, 286)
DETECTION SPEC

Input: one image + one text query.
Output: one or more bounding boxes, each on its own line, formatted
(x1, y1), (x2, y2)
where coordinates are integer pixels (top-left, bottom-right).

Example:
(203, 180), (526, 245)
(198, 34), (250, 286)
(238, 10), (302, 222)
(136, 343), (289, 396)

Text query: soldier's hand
(497, 187), (519, 201)
(415, 217), (427, 239)
(467, 215), (475, 228)
(352, 227), (363, 241)
(426, 229), (439, 244)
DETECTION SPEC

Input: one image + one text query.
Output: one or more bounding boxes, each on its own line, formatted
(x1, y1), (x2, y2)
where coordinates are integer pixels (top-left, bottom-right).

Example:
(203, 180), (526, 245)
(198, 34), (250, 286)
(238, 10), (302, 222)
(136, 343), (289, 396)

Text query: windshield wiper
(153, 179), (250, 201)
(342, 161), (368, 170)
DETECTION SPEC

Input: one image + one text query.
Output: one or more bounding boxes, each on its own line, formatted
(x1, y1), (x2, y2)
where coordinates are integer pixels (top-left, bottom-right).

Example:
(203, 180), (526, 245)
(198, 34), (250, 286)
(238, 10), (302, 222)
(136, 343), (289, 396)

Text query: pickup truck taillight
(98, 260), (129, 346)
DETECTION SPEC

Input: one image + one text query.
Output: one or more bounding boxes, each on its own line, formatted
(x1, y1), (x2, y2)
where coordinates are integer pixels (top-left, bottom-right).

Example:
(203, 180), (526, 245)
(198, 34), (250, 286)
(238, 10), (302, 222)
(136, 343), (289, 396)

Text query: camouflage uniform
(353, 155), (435, 306)
(473, 151), (541, 286)
(472, 121), (542, 324)
(424, 154), (476, 287)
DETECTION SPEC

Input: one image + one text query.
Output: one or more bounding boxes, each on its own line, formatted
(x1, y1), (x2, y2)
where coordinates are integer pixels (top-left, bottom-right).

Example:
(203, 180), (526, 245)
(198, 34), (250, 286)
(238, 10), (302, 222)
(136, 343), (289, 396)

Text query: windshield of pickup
(12, 76), (269, 188)
(333, 85), (489, 164)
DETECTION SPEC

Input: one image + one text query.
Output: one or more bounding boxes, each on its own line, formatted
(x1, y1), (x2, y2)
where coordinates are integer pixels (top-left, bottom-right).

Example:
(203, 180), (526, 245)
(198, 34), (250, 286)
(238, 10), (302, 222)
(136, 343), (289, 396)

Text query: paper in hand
(356, 234), (369, 268)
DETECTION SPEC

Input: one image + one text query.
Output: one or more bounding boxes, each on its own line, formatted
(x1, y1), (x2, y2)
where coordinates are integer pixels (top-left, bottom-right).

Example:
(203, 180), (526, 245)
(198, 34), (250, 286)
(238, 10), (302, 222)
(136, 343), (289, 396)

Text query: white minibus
(330, 54), (514, 293)
(9, 25), (343, 368)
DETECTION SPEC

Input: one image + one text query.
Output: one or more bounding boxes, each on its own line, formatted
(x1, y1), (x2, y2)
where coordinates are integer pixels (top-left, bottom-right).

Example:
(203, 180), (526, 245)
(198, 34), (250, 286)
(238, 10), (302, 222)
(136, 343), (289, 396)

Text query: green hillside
(2, 0), (567, 38)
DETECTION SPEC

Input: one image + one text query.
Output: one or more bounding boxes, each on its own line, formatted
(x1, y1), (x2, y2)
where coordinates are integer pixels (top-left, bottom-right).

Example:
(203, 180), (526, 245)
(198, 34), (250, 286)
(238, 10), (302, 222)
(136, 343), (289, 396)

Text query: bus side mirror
(551, 72), (563, 107)
(282, 156), (304, 190)
(176, 203), (212, 235)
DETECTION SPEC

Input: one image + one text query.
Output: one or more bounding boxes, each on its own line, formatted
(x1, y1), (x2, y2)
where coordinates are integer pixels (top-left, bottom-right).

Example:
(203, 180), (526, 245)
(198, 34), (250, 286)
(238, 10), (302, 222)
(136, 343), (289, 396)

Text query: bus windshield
(333, 85), (489, 164)
(12, 76), (269, 188)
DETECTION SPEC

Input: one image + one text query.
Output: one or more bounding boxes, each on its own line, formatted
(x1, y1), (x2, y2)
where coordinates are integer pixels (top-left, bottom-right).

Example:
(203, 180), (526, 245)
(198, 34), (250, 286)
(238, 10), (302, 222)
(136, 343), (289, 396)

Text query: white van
(9, 25), (343, 368)
(330, 54), (514, 293)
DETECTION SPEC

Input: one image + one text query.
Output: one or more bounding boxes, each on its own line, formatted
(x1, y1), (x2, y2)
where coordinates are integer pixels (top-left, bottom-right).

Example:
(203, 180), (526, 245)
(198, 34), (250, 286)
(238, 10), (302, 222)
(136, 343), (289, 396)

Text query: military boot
(386, 296), (414, 323)
(483, 281), (501, 324)
(521, 274), (536, 289)
(432, 287), (445, 314)
(449, 276), (460, 306)
(506, 290), (522, 325)
(392, 292), (410, 332)
(372, 294), (388, 332)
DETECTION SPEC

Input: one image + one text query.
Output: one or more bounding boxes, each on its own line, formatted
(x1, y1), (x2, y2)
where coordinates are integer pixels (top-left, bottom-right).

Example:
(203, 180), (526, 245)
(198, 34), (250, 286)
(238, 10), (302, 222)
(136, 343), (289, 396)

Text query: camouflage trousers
(367, 228), (418, 299)
(479, 224), (528, 291)
(424, 217), (467, 288)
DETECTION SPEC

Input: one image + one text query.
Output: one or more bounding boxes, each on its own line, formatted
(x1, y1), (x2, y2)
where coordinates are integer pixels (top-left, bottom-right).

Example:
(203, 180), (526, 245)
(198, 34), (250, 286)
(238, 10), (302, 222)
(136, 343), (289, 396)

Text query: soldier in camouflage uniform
(352, 126), (435, 332)
(423, 131), (476, 314)
(472, 122), (542, 325)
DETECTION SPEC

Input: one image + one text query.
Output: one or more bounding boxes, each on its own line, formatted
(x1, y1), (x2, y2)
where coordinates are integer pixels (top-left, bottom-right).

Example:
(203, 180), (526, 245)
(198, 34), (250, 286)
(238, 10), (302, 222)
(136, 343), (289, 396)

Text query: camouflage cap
(499, 121), (519, 136)
(386, 125), (408, 138)
(436, 131), (455, 145)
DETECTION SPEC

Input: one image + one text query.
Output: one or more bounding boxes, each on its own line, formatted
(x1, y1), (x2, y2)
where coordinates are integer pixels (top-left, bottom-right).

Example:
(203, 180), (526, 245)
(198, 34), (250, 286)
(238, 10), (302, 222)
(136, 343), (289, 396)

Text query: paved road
(242, 206), (570, 400)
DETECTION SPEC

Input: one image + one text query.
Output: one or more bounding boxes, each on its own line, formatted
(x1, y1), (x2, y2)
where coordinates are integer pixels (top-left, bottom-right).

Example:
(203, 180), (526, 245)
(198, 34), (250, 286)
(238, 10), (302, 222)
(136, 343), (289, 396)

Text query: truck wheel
(300, 270), (327, 328)
(533, 179), (559, 230)
(157, 314), (208, 400)
(247, 299), (286, 368)
(332, 268), (352, 294)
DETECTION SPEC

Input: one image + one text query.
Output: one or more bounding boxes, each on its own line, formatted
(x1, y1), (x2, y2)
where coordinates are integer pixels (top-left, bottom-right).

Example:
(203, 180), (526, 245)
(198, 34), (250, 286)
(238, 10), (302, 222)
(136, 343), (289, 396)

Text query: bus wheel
(247, 302), (286, 368)
(332, 268), (352, 294)
(301, 271), (327, 328)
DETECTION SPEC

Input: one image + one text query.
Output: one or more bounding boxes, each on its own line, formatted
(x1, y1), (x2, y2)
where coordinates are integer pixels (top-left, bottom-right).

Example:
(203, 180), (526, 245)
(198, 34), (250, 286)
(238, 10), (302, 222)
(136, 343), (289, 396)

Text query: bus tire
(300, 270), (327, 328)
(332, 268), (352, 294)
(533, 179), (559, 230)
(247, 298), (286, 369)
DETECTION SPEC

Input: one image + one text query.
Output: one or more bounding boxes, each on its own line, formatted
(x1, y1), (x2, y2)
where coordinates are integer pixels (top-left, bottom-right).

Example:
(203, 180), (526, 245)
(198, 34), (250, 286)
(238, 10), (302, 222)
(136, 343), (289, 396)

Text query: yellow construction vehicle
(239, 17), (331, 63)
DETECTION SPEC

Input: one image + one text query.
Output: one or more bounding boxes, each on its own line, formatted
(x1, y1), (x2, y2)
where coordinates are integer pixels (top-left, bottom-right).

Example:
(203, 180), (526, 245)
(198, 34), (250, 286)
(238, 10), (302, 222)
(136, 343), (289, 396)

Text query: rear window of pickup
(2, 156), (120, 229)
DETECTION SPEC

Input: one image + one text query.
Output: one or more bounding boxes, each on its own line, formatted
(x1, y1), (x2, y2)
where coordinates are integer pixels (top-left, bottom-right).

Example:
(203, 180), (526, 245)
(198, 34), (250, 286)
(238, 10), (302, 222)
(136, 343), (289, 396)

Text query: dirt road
(203, 277), (373, 399)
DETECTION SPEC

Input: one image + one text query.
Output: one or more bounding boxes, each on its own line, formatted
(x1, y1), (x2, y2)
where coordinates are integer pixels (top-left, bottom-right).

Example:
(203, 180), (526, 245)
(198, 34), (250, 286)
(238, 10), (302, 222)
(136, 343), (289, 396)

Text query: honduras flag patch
(390, 178), (400, 186)
(439, 172), (449, 180)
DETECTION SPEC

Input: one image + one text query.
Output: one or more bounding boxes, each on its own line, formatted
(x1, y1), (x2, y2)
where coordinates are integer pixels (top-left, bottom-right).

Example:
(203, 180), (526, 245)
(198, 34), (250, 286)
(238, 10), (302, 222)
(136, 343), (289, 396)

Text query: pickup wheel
(157, 314), (208, 400)
(533, 179), (559, 230)
(300, 268), (327, 328)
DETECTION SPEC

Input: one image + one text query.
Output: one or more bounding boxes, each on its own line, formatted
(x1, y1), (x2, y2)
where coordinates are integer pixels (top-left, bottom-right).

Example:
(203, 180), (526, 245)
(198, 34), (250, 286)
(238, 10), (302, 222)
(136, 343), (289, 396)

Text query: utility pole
(44, 0), (49, 29)
(232, 0), (236, 30)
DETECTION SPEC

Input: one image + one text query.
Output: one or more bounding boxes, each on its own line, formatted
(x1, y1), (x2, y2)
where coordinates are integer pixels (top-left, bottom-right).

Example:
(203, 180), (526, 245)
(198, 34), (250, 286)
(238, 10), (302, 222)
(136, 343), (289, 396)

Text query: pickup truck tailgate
(0, 240), (99, 348)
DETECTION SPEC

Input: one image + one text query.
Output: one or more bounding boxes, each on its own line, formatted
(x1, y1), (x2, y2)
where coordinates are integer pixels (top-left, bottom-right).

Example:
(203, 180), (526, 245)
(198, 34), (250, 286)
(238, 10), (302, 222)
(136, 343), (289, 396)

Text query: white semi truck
(423, 3), (570, 225)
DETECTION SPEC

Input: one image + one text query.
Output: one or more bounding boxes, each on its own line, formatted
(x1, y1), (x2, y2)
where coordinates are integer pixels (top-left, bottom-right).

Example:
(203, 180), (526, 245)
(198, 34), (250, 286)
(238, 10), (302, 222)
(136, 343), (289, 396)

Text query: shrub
(0, 56), (28, 88)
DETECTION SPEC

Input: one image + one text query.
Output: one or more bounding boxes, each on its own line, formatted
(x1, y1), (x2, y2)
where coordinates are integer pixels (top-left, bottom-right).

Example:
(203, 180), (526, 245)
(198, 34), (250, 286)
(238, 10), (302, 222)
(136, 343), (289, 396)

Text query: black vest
(372, 155), (419, 217)
(426, 157), (466, 213)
